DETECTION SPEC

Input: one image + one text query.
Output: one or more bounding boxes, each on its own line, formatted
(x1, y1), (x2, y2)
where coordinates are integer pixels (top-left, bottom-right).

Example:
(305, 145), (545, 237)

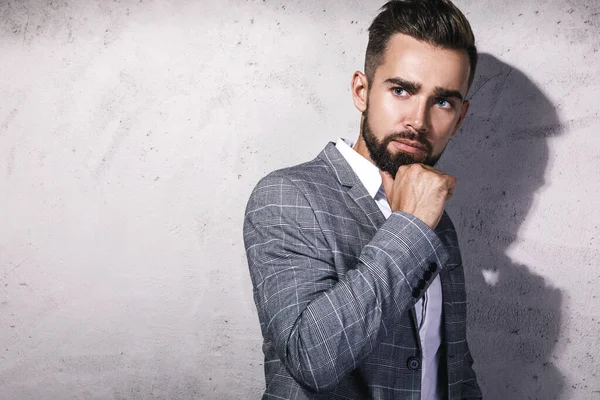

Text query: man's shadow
(439, 53), (565, 399)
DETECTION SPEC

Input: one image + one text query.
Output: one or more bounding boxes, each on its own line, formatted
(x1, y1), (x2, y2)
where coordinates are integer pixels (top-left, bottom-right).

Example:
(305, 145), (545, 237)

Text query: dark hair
(365, 0), (478, 91)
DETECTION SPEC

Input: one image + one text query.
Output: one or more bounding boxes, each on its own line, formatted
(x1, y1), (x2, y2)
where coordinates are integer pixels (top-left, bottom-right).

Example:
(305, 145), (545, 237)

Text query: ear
(351, 71), (369, 113)
(451, 100), (470, 137)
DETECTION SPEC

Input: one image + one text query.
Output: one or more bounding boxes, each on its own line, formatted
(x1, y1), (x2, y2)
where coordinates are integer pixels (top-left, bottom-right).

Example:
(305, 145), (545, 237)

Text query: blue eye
(393, 87), (407, 96)
(436, 99), (451, 108)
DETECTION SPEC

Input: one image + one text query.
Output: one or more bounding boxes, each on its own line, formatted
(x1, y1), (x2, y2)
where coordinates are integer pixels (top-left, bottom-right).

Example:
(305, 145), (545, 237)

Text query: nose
(405, 98), (429, 134)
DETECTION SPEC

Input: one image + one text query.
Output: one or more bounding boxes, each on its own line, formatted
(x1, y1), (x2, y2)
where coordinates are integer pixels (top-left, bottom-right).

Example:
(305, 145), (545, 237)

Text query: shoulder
(243, 157), (337, 240)
(248, 155), (337, 205)
(265, 156), (331, 185)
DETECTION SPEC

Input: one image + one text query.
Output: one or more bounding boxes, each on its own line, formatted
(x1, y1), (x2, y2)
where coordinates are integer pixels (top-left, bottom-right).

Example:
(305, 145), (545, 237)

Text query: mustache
(382, 131), (433, 154)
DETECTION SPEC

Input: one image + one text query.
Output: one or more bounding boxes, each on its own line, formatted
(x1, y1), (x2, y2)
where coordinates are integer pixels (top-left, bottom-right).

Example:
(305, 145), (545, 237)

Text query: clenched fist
(380, 164), (456, 229)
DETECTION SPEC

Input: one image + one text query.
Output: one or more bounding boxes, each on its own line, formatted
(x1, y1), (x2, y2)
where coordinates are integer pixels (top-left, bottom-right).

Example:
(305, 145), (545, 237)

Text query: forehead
(375, 33), (470, 95)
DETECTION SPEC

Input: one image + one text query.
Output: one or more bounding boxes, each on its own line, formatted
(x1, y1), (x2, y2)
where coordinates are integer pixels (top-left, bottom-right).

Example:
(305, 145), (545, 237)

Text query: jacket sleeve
(243, 174), (449, 393)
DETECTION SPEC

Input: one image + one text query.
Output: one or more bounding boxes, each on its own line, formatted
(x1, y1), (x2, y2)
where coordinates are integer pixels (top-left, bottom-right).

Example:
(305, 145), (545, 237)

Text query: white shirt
(336, 137), (443, 400)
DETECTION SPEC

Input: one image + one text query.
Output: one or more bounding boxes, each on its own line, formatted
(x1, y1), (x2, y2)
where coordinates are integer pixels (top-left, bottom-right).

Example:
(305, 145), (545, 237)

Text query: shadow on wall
(440, 53), (565, 400)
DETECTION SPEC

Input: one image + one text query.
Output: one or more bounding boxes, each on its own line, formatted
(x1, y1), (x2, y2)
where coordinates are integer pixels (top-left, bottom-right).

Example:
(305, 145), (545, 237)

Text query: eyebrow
(384, 77), (464, 102)
(433, 87), (464, 102)
(384, 77), (421, 93)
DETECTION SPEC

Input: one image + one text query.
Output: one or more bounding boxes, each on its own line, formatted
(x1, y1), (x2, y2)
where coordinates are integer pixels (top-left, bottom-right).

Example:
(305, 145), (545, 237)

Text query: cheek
(430, 109), (461, 135)
(368, 94), (400, 131)
(432, 136), (452, 153)
(429, 111), (460, 150)
(431, 107), (459, 126)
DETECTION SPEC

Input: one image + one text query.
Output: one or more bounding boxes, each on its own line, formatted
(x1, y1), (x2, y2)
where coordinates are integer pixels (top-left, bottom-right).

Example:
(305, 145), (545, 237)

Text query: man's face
(353, 33), (471, 177)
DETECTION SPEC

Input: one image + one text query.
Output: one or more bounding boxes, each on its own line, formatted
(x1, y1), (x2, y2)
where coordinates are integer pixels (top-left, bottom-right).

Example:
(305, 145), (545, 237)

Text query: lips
(390, 139), (427, 154)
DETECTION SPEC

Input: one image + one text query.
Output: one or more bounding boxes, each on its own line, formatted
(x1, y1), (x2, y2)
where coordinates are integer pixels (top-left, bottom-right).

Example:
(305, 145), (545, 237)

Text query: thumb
(445, 186), (455, 201)
(379, 170), (394, 201)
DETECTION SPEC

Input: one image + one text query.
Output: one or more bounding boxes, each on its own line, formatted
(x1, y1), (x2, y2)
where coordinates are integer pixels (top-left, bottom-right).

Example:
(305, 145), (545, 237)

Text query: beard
(361, 110), (443, 178)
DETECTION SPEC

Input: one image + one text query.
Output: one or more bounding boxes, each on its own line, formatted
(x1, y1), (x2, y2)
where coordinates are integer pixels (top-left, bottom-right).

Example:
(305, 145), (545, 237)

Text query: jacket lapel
(318, 142), (385, 229)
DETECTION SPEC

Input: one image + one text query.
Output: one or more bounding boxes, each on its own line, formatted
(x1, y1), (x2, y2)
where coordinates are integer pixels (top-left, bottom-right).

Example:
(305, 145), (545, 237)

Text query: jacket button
(417, 279), (426, 289)
(428, 262), (438, 272)
(412, 288), (420, 298)
(423, 270), (432, 280)
(407, 357), (421, 371)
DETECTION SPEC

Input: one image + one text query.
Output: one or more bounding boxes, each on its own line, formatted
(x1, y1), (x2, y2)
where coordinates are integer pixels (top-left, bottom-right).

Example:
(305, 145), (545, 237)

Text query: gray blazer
(243, 142), (482, 399)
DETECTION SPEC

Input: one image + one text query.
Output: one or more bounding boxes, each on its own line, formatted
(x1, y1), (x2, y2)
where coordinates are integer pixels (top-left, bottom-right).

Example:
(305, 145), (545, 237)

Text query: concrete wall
(0, 0), (598, 399)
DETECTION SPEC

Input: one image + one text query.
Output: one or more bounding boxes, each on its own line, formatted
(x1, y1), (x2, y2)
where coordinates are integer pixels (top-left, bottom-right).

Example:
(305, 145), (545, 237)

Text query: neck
(353, 132), (376, 167)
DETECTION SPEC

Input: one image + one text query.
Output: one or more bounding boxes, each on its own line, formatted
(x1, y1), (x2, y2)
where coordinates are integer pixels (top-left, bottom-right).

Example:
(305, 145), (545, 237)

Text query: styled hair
(365, 0), (478, 91)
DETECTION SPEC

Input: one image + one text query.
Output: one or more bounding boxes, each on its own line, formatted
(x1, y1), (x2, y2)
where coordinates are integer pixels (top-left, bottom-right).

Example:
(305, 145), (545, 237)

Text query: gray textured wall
(1, 0), (599, 399)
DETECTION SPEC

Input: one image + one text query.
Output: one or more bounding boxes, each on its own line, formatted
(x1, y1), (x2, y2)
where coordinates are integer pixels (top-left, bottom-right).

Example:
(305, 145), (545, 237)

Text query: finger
(420, 164), (444, 175)
(445, 176), (457, 200)
(379, 170), (394, 200)
(395, 164), (409, 180)
(419, 163), (436, 172)
(447, 175), (457, 191)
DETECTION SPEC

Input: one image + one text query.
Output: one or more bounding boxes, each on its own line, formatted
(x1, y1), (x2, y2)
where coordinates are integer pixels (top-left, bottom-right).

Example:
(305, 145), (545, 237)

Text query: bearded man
(243, 1), (482, 398)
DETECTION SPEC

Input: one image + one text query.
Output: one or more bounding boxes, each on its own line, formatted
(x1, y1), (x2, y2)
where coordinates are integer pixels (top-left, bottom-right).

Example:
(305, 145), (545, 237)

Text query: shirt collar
(335, 137), (383, 199)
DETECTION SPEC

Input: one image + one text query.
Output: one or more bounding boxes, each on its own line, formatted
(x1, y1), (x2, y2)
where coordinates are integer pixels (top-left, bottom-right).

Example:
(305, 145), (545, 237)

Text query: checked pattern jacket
(243, 142), (482, 399)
